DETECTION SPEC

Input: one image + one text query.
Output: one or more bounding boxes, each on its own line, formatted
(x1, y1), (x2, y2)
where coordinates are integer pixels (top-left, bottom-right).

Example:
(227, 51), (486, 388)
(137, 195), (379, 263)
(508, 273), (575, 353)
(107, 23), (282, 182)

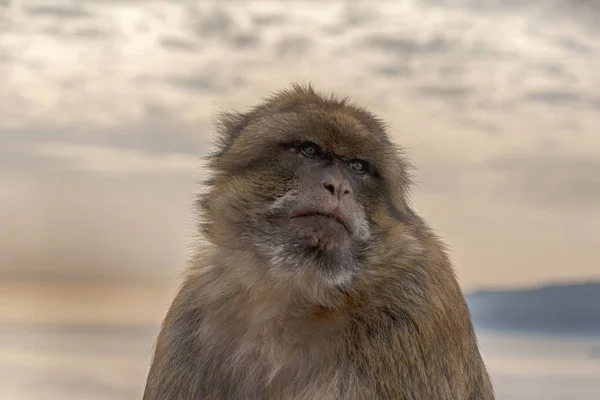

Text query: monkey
(142, 84), (495, 400)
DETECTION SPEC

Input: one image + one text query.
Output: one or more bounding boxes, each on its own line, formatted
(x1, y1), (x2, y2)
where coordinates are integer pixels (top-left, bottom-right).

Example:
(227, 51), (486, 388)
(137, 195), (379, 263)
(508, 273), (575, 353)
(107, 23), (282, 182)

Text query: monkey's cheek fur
(289, 216), (350, 252)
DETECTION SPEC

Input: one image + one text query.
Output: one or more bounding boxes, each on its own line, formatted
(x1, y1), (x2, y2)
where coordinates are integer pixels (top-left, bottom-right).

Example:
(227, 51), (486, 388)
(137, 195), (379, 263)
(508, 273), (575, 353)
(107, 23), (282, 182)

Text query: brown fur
(143, 84), (494, 399)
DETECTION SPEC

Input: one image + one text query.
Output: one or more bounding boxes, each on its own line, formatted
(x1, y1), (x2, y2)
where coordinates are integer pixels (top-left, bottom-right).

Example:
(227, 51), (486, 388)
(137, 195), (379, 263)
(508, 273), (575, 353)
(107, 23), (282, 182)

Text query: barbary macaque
(143, 84), (495, 400)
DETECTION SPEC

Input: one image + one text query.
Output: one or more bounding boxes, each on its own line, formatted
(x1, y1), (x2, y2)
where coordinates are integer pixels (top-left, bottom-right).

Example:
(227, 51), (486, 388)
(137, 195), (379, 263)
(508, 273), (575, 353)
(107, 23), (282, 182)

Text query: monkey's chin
(289, 215), (351, 252)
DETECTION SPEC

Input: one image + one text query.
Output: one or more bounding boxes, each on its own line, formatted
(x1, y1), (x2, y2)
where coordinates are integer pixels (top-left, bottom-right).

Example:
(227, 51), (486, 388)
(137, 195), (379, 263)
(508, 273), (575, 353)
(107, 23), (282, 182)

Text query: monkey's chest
(214, 319), (344, 399)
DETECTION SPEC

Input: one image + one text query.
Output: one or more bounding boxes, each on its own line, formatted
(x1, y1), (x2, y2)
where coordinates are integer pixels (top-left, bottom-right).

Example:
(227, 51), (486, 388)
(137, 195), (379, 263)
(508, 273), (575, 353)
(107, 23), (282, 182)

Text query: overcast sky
(1, 0), (599, 290)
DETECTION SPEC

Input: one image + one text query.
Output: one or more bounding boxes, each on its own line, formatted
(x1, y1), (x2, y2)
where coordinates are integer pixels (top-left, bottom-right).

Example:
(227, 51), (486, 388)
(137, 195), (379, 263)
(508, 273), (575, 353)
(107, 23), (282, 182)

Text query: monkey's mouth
(290, 211), (350, 233)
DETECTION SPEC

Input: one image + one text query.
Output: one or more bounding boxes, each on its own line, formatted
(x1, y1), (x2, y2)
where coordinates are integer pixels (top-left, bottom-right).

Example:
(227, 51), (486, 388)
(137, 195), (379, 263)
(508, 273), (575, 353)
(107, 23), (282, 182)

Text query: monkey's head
(200, 84), (413, 289)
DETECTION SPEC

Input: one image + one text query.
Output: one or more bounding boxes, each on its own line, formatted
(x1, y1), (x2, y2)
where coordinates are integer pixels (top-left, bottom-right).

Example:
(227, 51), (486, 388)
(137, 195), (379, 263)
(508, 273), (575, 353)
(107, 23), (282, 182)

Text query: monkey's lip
(290, 211), (350, 233)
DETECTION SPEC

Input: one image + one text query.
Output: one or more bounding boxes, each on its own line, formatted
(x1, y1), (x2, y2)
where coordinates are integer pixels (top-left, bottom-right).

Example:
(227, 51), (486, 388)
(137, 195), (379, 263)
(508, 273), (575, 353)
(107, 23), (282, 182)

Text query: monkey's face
(202, 91), (411, 287)
(258, 140), (373, 283)
(275, 142), (369, 252)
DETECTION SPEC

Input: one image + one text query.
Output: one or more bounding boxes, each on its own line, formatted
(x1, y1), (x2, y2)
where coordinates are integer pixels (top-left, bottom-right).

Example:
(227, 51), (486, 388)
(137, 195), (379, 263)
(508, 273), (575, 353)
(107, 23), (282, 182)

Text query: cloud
(416, 84), (472, 101)
(416, 159), (480, 194)
(1, 102), (211, 156)
(339, 2), (380, 27)
(372, 63), (412, 77)
(533, 62), (567, 79)
(158, 35), (198, 52)
(362, 34), (454, 55)
(524, 90), (584, 106)
(522, 89), (600, 110)
(553, 35), (592, 54)
(487, 153), (600, 209)
(29, 143), (200, 175)
(230, 32), (260, 49)
(252, 13), (287, 27)
(455, 118), (500, 135)
(189, 6), (236, 39)
(26, 5), (92, 19)
(411, 83), (475, 110)
(164, 74), (218, 93)
(72, 26), (109, 39)
(276, 35), (313, 57)
(185, 5), (261, 50)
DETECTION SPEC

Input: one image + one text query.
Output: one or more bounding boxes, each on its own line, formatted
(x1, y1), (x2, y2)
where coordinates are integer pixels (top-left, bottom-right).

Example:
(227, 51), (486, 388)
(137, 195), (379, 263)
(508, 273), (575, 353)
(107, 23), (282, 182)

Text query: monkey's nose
(322, 180), (352, 197)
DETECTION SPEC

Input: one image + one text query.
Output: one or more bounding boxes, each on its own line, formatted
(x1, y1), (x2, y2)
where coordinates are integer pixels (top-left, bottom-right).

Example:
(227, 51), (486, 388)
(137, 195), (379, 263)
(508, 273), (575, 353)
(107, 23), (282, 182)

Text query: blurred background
(1, 0), (599, 399)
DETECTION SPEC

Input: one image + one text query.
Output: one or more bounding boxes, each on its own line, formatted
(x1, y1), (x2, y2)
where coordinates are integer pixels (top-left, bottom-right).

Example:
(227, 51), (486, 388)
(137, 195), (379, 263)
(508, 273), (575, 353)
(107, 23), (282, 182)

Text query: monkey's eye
(298, 142), (322, 158)
(348, 159), (369, 174)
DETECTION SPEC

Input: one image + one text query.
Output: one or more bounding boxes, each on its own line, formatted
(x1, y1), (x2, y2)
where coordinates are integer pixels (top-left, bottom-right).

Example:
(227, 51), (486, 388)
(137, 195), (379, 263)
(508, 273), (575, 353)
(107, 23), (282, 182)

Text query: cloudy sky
(1, 0), (599, 290)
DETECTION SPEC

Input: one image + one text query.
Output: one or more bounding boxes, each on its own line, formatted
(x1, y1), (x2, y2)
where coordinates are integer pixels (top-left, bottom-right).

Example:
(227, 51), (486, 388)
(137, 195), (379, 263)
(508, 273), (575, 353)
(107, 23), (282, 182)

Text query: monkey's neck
(192, 247), (353, 322)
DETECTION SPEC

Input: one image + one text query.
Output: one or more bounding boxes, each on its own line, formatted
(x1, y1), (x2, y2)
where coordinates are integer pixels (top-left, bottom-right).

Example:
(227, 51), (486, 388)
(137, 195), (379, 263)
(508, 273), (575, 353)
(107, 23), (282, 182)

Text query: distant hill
(466, 281), (600, 336)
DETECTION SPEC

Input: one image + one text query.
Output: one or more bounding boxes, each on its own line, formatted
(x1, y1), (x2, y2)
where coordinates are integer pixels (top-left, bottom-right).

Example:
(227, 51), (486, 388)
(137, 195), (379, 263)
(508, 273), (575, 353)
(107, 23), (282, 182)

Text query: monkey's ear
(211, 111), (249, 159)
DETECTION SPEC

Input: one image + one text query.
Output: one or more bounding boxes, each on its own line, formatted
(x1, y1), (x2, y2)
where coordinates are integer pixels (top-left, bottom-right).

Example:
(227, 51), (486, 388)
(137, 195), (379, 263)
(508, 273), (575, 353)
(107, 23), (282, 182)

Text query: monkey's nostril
(340, 183), (352, 196)
(323, 182), (336, 195)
